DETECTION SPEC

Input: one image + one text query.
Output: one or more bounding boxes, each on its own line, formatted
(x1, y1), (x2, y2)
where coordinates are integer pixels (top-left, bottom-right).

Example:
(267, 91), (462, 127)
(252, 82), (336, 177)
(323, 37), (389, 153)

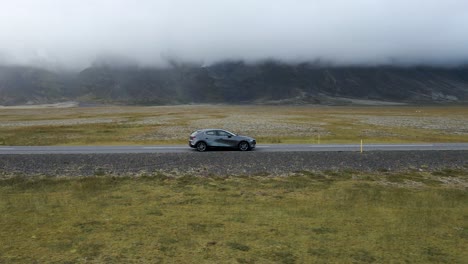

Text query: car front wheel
(196, 141), (207, 152)
(238, 141), (250, 151)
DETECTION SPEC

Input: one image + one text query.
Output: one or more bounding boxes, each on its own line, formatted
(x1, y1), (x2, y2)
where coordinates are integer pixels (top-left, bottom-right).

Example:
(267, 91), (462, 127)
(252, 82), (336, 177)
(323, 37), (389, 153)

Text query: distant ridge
(1, 61), (467, 105)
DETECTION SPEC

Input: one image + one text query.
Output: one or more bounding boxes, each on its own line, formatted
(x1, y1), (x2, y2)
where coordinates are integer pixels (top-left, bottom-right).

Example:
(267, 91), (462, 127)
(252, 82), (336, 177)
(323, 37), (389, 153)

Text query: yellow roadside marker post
(318, 134), (320, 144)
(360, 139), (363, 153)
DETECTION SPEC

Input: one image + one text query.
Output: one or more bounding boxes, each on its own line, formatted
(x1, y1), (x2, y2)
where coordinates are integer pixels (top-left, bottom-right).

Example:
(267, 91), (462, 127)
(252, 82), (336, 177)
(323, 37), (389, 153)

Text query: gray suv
(189, 129), (256, 152)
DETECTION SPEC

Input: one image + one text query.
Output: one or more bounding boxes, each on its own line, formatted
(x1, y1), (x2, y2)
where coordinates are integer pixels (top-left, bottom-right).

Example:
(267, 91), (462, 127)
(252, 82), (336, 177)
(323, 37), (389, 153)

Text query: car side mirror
(228, 135), (232, 138)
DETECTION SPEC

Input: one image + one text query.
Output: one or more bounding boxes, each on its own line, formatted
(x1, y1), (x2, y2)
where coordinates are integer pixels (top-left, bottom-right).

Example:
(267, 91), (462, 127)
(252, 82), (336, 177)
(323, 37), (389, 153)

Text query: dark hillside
(0, 66), (65, 105)
(1, 62), (468, 105)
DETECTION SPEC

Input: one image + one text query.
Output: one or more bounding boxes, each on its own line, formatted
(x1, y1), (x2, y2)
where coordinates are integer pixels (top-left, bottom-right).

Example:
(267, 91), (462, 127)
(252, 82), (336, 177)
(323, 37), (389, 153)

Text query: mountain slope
(1, 62), (468, 105)
(0, 66), (66, 105)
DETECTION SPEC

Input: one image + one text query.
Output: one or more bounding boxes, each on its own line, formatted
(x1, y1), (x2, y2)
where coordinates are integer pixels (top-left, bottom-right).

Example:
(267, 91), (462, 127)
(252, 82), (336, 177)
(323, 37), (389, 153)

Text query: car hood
(236, 135), (255, 141)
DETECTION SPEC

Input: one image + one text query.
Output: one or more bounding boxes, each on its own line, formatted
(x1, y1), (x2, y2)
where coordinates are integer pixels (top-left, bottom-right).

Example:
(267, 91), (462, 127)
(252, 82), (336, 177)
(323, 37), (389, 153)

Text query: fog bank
(1, 0), (468, 70)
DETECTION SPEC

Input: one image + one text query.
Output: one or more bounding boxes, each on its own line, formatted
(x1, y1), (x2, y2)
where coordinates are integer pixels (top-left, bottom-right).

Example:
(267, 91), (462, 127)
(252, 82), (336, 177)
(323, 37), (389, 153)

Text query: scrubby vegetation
(1, 169), (467, 263)
(0, 105), (467, 145)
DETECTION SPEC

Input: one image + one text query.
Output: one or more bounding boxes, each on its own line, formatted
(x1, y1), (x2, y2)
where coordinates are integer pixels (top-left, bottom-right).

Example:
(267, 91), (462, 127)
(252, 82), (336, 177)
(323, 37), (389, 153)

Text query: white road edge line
(309, 145), (434, 147)
(309, 145), (359, 147)
(143, 147), (186, 149)
(365, 144), (434, 147)
(0, 148), (14, 150)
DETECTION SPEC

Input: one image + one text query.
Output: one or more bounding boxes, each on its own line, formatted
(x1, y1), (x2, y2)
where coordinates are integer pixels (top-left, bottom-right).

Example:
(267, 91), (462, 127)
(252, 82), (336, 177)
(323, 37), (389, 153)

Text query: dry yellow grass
(1, 169), (467, 263)
(0, 105), (467, 145)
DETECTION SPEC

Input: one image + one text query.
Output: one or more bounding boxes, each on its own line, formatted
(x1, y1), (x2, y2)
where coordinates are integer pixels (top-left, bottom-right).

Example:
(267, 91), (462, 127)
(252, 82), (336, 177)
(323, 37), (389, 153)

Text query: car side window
(205, 131), (216, 136)
(217, 131), (229, 137)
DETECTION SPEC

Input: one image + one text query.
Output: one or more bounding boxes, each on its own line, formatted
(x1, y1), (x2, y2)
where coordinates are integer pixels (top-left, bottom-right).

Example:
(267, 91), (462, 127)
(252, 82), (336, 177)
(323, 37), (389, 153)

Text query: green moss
(0, 170), (467, 262)
(226, 242), (250, 252)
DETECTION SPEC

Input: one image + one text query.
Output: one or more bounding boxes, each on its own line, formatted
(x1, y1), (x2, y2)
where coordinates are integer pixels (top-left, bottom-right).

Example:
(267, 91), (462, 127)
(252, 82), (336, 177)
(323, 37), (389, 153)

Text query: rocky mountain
(0, 66), (67, 105)
(1, 61), (467, 105)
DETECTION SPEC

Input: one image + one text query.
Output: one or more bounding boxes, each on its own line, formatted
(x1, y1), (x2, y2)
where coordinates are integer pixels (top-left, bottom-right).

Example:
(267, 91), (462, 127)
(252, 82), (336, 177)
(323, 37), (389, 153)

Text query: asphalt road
(1, 143), (468, 154)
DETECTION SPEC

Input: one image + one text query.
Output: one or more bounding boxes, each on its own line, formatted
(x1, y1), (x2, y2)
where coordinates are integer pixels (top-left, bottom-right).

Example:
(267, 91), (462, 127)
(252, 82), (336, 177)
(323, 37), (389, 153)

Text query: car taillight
(190, 136), (195, 140)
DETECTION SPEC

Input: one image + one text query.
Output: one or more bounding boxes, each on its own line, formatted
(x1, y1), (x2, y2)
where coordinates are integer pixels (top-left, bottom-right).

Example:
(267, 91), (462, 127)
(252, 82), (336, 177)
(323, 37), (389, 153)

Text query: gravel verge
(0, 151), (467, 177)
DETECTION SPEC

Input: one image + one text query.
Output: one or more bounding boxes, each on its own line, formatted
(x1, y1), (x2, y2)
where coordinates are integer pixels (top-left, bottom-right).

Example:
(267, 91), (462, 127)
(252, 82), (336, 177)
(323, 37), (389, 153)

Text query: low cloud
(1, 0), (468, 70)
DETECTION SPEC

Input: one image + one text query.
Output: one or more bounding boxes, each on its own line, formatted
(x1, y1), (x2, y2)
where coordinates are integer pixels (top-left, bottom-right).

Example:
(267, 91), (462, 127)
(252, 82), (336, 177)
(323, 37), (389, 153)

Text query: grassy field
(0, 105), (467, 145)
(0, 169), (467, 263)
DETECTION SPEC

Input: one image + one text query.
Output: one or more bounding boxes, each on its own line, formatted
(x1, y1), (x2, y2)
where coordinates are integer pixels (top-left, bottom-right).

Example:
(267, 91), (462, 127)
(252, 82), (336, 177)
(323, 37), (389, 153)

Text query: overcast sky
(1, 0), (468, 69)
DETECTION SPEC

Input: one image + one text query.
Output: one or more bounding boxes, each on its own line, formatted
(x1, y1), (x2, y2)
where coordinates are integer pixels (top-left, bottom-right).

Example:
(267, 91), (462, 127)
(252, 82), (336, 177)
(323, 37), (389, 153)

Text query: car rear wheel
(238, 141), (250, 151)
(196, 141), (207, 152)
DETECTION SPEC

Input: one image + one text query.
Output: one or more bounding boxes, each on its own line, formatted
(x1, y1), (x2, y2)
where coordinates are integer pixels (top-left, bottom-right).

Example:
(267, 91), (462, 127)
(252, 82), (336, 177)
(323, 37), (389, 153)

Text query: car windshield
(224, 130), (236, 136)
